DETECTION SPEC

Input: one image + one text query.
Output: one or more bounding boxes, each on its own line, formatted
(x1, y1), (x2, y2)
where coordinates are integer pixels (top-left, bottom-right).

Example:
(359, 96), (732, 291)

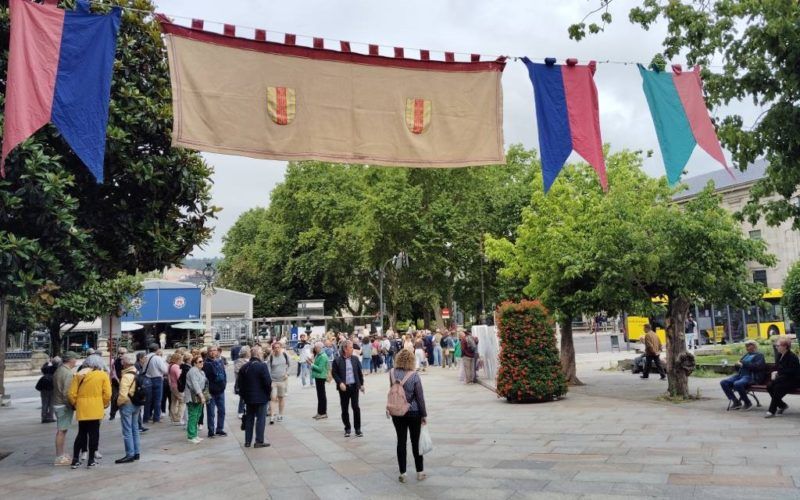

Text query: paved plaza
(2, 358), (800, 499)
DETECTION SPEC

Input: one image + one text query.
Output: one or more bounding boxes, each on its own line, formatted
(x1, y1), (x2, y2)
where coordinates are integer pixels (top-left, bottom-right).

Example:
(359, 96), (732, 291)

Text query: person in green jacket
(310, 342), (330, 419)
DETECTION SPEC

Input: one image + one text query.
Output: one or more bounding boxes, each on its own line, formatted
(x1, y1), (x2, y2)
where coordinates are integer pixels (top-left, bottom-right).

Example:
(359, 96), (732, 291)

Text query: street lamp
(200, 262), (216, 346)
(377, 251), (409, 333)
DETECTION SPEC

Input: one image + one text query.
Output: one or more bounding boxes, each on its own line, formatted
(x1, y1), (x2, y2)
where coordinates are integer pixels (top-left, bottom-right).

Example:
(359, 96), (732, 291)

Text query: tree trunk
(422, 308), (431, 330)
(666, 296), (693, 398)
(559, 317), (583, 386)
(49, 319), (62, 356)
(0, 297), (8, 397)
(431, 300), (446, 331)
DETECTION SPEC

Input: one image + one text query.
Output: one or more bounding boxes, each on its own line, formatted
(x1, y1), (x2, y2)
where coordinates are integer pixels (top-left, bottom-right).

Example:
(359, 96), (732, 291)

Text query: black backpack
(177, 363), (190, 392)
(130, 356), (152, 406)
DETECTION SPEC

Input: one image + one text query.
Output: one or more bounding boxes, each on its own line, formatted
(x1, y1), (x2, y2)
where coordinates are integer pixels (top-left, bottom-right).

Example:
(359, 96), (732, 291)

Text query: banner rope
(72, 0), (725, 69)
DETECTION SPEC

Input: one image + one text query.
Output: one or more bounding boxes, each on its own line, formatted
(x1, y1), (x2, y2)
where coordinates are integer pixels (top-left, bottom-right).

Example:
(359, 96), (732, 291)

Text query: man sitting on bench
(720, 339), (766, 410)
(765, 336), (800, 418)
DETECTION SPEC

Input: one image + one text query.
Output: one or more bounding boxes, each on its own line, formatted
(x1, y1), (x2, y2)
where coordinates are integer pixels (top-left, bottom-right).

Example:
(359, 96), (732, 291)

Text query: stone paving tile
(267, 485), (320, 500)
(493, 459), (554, 470)
(691, 486), (800, 499)
(712, 464), (782, 476)
(542, 480), (616, 496)
(573, 471), (669, 485)
(671, 472), (795, 488)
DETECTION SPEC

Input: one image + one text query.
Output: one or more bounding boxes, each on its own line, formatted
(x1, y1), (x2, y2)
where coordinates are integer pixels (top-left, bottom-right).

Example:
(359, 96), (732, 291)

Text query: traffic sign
(442, 308), (451, 319)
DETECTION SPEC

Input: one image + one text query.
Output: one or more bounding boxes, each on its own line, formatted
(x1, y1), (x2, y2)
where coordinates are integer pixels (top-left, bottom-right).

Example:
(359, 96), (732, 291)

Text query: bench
(726, 362), (800, 410)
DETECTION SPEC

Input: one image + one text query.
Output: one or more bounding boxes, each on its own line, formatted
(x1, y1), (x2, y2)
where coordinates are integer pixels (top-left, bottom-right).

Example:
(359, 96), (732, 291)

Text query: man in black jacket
(765, 336), (800, 418)
(332, 341), (364, 437)
(237, 345), (272, 447)
(202, 345), (228, 437)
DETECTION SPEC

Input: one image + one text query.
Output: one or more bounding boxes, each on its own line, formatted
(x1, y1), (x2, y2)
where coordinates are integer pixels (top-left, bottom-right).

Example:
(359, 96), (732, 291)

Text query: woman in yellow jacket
(68, 355), (111, 469)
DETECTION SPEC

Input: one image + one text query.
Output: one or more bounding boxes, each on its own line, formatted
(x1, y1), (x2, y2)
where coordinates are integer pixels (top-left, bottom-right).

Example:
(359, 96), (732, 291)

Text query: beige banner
(164, 33), (505, 167)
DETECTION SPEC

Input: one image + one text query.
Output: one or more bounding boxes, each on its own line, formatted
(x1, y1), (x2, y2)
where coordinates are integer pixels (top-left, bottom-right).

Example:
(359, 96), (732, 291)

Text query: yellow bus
(625, 289), (788, 345)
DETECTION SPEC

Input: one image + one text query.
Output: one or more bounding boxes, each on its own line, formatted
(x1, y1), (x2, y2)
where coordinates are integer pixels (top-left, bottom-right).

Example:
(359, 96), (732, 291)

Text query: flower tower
(496, 300), (567, 403)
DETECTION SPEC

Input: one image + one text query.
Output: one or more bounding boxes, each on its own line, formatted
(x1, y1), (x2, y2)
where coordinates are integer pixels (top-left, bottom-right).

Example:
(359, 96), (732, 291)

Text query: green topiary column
(496, 300), (567, 403)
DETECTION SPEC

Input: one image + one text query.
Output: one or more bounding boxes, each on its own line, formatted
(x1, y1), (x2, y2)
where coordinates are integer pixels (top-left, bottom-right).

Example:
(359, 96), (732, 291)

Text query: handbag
(419, 424), (433, 455)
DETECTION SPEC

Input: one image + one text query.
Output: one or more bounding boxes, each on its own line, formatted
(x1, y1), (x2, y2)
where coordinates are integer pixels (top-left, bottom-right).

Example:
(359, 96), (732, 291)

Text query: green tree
(569, 1), (800, 230)
(486, 150), (666, 385)
(0, 0), (216, 381)
(219, 147), (536, 327)
(782, 261), (800, 325)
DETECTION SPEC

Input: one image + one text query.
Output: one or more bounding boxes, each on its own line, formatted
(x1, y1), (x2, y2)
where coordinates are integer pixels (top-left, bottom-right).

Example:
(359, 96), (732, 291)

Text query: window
(753, 270), (768, 286)
(749, 230), (762, 240)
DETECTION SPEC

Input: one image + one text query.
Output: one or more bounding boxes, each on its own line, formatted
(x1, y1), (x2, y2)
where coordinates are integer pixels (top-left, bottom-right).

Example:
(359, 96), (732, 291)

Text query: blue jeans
(433, 346), (442, 366)
(206, 392), (225, 436)
(721, 374), (753, 405)
(244, 403), (267, 445)
(362, 356), (371, 372)
(385, 352), (394, 370)
(120, 403), (141, 457)
(143, 376), (163, 422)
(300, 363), (311, 386)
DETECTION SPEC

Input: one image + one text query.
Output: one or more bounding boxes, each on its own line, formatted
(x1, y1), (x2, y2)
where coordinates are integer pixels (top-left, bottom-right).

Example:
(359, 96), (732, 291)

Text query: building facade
(674, 160), (800, 289)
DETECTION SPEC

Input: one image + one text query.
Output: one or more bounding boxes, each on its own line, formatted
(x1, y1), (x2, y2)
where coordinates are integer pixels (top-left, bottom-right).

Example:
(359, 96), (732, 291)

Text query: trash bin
(609, 334), (620, 352)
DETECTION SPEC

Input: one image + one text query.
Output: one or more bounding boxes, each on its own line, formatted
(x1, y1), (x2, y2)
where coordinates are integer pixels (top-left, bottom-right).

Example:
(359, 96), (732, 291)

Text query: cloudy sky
(153, 0), (753, 258)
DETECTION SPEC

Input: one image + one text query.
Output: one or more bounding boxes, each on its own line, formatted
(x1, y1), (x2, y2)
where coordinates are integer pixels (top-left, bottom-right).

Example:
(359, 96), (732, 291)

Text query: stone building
(674, 160), (800, 289)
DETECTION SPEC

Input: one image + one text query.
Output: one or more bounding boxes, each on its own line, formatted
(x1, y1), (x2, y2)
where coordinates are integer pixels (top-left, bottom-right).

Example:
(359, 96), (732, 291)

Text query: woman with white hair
(310, 341), (329, 420)
(765, 336), (800, 418)
(68, 354), (111, 469)
(234, 345), (251, 419)
(115, 353), (141, 463)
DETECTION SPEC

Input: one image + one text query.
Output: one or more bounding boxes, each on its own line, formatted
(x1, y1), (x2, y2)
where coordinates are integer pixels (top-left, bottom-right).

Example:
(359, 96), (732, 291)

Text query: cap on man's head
(62, 351), (79, 361)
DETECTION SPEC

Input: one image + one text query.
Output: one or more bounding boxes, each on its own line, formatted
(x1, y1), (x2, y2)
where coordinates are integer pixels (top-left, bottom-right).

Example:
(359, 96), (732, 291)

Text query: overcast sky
(154, 0), (755, 258)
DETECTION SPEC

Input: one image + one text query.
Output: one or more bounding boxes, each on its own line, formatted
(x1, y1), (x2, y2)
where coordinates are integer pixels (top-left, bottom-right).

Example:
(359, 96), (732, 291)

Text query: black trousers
(315, 378), (327, 415)
(338, 384), (360, 432)
(244, 403), (267, 445)
(392, 415), (423, 474)
(72, 420), (100, 463)
(643, 355), (665, 378)
(768, 378), (795, 414)
(110, 380), (120, 418)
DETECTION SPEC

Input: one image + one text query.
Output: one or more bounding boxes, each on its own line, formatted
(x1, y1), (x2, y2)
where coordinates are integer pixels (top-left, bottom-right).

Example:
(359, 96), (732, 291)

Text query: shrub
(783, 261), (800, 324)
(496, 300), (567, 402)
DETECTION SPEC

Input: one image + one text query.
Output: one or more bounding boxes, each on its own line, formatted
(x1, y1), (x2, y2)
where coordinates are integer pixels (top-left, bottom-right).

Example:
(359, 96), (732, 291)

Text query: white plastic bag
(419, 424), (433, 455)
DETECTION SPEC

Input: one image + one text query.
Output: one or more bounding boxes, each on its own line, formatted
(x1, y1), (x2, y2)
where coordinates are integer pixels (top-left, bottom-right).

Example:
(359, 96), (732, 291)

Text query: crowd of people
(35, 325), (482, 481)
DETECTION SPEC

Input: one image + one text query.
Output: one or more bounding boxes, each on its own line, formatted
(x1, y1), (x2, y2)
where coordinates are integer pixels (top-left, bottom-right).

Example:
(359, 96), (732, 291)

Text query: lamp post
(200, 262), (216, 346)
(377, 251), (409, 333)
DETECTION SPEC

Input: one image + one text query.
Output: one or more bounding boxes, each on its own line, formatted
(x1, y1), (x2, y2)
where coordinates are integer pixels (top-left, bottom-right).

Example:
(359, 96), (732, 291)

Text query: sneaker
(71, 460), (81, 469)
(778, 405), (788, 415)
(188, 437), (202, 444)
(277, 415), (283, 422)
(115, 456), (135, 464)
(95, 451), (102, 459)
(355, 431), (363, 437)
(317, 414), (327, 420)
(216, 430), (228, 437)
(198, 424), (204, 430)
(253, 442), (270, 448)
(765, 412), (776, 418)
(55, 456), (72, 466)
(139, 427), (149, 433)
(398, 473), (407, 483)
(730, 401), (743, 410)
(86, 461), (98, 468)
(417, 472), (427, 481)
(80, 452), (86, 461)
(742, 402), (753, 411)
(344, 431), (351, 438)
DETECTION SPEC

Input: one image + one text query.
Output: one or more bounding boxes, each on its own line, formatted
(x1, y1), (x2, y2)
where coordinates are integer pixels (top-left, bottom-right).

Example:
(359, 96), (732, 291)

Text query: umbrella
(171, 321), (207, 347)
(121, 322), (144, 332)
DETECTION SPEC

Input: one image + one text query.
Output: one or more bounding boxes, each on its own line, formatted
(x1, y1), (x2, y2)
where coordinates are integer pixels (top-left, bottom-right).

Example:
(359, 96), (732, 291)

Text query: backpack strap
(399, 370), (414, 385)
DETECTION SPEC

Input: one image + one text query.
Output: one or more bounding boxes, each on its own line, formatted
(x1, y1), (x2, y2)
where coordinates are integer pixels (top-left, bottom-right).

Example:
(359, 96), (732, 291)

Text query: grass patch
(692, 354), (741, 365)
(691, 368), (725, 378)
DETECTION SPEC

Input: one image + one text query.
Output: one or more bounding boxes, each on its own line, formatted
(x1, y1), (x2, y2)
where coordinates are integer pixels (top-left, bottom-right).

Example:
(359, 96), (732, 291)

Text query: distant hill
(182, 257), (222, 270)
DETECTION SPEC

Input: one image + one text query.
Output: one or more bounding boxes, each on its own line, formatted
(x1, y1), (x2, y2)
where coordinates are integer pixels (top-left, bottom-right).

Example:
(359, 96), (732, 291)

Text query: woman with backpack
(68, 355), (111, 469)
(114, 353), (141, 464)
(386, 348), (427, 483)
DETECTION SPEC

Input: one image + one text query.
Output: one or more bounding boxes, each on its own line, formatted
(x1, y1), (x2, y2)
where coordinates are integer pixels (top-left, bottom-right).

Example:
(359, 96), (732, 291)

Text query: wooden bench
(726, 362), (800, 410)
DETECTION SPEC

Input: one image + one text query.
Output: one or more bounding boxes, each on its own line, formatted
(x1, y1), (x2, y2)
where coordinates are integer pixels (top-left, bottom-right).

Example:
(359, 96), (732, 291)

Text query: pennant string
(77, 0), (727, 68)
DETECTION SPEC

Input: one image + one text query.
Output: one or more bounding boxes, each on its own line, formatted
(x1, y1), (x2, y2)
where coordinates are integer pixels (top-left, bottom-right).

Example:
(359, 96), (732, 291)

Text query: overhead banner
(158, 18), (507, 168)
(1, 0), (121, 181)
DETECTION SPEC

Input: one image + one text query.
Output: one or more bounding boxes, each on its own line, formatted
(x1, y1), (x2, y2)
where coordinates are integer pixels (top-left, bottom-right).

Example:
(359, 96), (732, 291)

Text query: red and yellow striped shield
(266, 86), (296, 125)
(405, 98), (431, 134)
